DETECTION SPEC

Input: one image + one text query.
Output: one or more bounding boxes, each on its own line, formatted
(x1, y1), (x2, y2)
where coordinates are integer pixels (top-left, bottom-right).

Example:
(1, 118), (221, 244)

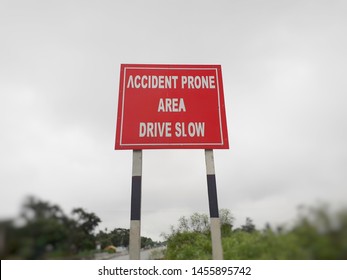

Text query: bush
(164, 205), (347, 260)
(165, 232), (212, 260)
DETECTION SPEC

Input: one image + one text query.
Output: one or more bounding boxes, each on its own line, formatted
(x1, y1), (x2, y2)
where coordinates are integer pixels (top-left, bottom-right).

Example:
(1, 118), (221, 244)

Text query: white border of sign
(118, 66), (226, 148)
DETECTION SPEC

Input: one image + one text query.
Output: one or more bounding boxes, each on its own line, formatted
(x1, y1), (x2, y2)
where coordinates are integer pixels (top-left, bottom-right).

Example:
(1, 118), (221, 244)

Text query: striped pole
(205, 149), (224, 260)
(129, 150), (142, 260)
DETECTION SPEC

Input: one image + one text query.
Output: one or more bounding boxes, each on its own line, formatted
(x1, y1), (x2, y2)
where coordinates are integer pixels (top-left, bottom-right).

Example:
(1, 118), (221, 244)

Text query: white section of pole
(210, 218), (224, 260)
(205, 149), (215, 175)
(132, 149), (142, 176)
(129, 220), (141, 260)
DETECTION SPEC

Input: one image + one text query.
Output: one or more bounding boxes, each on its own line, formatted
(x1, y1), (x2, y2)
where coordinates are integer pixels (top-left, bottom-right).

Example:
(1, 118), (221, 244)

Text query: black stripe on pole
(131, 176), (142, 221)
(207, 174), (219, 218)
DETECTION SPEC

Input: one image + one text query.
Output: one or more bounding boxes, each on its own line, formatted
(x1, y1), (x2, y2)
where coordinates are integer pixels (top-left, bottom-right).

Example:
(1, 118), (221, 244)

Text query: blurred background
(1, 0), (346, 259)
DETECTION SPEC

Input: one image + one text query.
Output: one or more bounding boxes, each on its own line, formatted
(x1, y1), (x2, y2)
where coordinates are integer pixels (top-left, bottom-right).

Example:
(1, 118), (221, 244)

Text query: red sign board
(115, 64), (229, 150)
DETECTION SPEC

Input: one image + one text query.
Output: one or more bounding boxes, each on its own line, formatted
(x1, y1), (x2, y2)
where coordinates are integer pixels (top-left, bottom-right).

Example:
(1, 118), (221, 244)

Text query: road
(110, 247), (165, 260)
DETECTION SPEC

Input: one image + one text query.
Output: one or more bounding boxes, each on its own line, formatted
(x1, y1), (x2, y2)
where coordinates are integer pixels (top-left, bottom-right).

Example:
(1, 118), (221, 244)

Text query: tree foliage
(164, 205), (347, 260)
(241, 217), (256, 233)
(96, 228), (130, 249)
(164, 209), (233, 260)
(95, 228), (159, 250)
(2, 196), (101, 259)
(0, 196), (164, 259)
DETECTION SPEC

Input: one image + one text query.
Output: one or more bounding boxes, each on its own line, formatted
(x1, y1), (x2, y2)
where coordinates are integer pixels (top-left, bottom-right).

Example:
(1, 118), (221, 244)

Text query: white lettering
(139, 122), (172, 137)
(201, 76), (209, 88)
(188, 122), (195, 137)
(151, 76), (158, 88)
(127, 75), (134, 88)
(172, 98), (178, 111)
(194, 76), (201, 89)
(158, 76), (164, 88)
(127, 75), (214, 89)
(179, 98), (186, 112)
(158, 98), (165, 112)
(171, 76), (178, 88)
(141, 76), (148, 88)
(139, 122), (146, 137)
(175, 122), (205, 137)
(147, 122), (154, 137)
(209, 76), (216, 88)
(127, 75), (179, 89)
(175, 122), (187, 137)
(188, 76), (194, 88)
(195, 122), (205, 136)
(181, 76), (187, 88)
(157, 98), (186, 112)
(166, 123), (172, 137)
(134, 75), (141, 88)
(181, 76), (216, 89)
(165, 98), (172, 112)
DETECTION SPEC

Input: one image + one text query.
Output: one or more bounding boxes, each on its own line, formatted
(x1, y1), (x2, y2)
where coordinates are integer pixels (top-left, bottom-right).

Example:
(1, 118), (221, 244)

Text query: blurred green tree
(3, 196), (101, 259)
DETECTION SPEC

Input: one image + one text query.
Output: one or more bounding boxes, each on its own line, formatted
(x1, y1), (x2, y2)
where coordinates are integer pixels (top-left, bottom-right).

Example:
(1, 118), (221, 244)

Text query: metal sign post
(129, 150), (142, 259)
(115, 64), (229, 260)
(205, 149), (224, 260)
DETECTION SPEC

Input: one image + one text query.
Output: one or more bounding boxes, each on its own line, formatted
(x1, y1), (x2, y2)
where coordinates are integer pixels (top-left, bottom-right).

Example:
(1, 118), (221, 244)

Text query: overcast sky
(1, 0), (347, 240)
